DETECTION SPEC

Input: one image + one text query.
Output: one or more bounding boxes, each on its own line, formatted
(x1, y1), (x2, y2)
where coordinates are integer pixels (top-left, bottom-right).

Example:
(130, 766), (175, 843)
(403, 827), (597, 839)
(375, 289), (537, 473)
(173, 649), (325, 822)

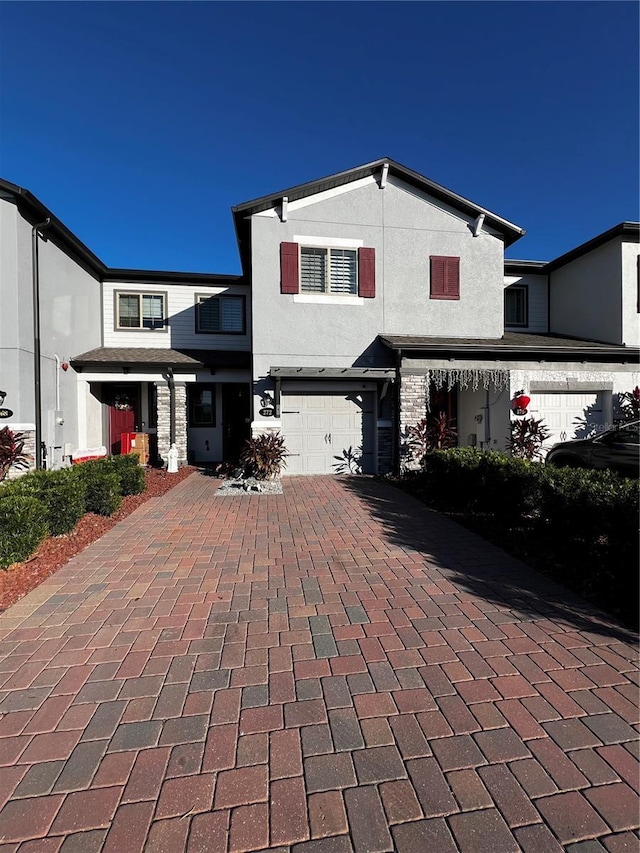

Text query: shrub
(507, 416), (551, 460)
(241, 433), (288, 480)
(0, 427), (32, 481)
(107, 454), (146, 496)
(478, 452), (545, 520)
(8, 469), (86, 536)
(618, 386), (640, 421)
(74, 461), (122, 516)
(421, 447), (486, 511)
(0, 495), (49, 568)
(406, 413), (457, 466)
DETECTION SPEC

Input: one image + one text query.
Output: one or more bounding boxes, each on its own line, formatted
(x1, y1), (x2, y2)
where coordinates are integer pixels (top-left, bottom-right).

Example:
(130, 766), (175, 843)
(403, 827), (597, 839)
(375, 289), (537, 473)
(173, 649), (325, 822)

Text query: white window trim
(293, 235), (363, 249)
(293, 294), (364, 305)
(115, 291), (168, 332)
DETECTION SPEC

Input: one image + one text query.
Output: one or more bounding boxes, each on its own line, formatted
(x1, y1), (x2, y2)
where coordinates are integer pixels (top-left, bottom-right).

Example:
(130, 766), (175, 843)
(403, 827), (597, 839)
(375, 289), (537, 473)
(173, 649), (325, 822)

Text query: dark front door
(108, 385), (139, 455)
(222, 383), (251, 462)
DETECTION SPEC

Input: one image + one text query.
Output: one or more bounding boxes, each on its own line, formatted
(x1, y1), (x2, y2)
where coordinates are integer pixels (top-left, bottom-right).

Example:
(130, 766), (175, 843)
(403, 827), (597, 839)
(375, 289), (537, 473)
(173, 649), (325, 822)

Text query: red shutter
(430, 256), (459, 300)
(280, 242), (299, 294)
(445, 257), (460, 299)
(358, 247), (376, 298)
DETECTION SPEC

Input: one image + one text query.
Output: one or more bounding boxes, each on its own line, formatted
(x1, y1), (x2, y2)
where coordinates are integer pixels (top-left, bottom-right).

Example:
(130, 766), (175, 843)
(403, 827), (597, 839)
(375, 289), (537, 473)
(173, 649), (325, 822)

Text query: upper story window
(116, 292), (167, 330)
(301, 247), (358, 295)
(196, 294), (245, 334)
(280, 242), (376, 298)
(505, 284), (528, 326)
(430, 256), (460, 300)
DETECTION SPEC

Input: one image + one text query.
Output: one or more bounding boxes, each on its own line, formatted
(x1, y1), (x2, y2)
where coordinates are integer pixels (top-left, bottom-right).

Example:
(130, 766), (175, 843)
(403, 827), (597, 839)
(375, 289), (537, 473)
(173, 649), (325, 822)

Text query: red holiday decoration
(513, 390), (530, 416)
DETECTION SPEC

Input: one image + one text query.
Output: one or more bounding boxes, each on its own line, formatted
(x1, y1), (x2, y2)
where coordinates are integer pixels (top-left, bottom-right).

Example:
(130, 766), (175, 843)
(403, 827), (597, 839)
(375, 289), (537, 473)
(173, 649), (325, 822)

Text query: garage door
(529, 391), (604, 451)
(281, 392), (375, 475)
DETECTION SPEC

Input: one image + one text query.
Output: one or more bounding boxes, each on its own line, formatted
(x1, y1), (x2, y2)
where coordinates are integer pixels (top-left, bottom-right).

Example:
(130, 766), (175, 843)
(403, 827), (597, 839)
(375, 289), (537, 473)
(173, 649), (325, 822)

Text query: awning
(269, 366), (395, 379)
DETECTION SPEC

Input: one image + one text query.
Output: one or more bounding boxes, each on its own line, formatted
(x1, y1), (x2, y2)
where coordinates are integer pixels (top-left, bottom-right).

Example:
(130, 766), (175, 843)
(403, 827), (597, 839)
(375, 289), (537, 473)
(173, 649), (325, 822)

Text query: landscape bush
(394, 447), (639, 626)
(105, 453), (146, 496)
(74, 461), (122, 516)
(6, 469), (86, 536)
(0, 495), (49, 568)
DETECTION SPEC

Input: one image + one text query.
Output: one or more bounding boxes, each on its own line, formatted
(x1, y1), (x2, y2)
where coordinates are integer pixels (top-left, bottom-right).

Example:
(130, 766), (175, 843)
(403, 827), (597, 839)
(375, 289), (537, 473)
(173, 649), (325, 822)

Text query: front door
(222, 384), (251, 462)
(108, 385), (139, 455)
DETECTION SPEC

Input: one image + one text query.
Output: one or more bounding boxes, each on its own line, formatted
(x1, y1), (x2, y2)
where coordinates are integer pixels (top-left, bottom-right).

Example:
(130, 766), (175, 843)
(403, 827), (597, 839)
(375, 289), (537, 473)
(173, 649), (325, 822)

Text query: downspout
(167, 366), (175, 446)
(393, 348), (402, 474)
(54, 355), (61, 411)
(32, 218), (51, 469)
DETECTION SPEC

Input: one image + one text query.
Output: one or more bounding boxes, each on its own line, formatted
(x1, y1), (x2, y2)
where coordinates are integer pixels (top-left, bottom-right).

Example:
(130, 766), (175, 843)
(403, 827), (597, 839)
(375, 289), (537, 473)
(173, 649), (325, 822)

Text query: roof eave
(232, 158), (526, 247)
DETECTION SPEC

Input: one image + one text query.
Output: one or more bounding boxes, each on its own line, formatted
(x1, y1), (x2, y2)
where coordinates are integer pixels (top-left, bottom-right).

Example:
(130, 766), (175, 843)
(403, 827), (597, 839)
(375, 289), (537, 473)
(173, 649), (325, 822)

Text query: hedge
(73, 462), (122, 516)
(0, 495), (49, 568)
(395, 448), (639, 625)
(6, 469), (86, 536)
(105, 453), (146, 496)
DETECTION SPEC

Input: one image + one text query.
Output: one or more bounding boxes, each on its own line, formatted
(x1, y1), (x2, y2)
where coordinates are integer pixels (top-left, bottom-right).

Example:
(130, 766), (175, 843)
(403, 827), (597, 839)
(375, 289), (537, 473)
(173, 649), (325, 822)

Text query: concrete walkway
(0, 473), (638, 852)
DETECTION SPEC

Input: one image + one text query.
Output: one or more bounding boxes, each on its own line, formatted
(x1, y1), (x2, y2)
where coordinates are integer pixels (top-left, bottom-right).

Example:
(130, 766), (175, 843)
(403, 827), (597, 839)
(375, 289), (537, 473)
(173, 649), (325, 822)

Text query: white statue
(167, 443), (179, 474)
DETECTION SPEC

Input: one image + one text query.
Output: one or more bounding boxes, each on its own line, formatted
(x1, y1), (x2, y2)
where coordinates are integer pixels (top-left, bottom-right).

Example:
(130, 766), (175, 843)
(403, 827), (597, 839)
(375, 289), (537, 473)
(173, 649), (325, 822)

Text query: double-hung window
(281, 242), (375, 298)
(504, 285), (528, 326)
(196, 295), (245, 334)
(116, 293), (166, 330)
(300, 247), (358, 295)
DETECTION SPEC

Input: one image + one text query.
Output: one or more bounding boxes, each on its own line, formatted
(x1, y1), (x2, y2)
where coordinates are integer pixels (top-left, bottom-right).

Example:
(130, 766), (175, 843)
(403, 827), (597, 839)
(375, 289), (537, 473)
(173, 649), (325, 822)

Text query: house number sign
(0, 409), (13, 419)
(258, 408), (274, 417)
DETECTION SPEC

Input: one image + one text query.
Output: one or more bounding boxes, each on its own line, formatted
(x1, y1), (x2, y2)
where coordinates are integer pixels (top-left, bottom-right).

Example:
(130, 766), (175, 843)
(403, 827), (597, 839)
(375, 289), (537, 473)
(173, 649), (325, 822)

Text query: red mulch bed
(0, 466), (198, 613)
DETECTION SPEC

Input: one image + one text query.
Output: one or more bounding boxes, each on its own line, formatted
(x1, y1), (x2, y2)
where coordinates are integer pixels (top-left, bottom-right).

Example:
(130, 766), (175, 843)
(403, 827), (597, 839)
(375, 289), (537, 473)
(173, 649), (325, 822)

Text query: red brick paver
(0, 472), (637, 851)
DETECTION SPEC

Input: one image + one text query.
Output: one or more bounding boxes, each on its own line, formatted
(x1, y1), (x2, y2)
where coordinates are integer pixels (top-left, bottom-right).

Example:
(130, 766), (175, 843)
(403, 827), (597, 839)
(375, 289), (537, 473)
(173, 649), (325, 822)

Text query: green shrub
(74, 462), (122, 516)
(421, 447), (486, 511)
(0, 495), (49, 568)
(478, 453), (545, 520)
(7, 469), (86, 536)
(106, 454), (146, 496)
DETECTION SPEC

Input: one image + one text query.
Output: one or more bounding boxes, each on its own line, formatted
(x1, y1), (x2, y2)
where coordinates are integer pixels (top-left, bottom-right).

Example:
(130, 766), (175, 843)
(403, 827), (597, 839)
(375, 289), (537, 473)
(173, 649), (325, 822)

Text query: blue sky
(0, 1), (637, 273)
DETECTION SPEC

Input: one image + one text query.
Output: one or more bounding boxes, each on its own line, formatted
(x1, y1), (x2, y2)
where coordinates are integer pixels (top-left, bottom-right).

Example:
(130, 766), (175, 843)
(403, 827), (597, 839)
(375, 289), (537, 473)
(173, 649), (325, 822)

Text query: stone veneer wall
(398, 373), (427, 470)
(377, 426), (393, 474)
(157, 383), (188, 465)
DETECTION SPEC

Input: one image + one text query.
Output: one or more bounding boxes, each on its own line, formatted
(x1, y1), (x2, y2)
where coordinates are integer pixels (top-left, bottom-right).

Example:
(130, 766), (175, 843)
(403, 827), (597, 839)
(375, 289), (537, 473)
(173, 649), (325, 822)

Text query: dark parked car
(545, 420), (639, 477)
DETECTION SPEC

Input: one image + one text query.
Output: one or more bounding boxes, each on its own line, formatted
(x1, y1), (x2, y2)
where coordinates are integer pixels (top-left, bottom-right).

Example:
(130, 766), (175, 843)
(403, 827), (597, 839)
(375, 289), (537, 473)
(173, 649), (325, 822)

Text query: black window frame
(188, 384), (216, 427)
(195, 294), (246, 335)
(504, 284), (528, 327)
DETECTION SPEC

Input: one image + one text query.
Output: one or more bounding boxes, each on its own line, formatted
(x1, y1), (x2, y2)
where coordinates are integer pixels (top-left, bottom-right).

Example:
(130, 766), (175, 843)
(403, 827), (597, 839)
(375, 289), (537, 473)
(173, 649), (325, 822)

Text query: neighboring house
(1, 160), (638, 475)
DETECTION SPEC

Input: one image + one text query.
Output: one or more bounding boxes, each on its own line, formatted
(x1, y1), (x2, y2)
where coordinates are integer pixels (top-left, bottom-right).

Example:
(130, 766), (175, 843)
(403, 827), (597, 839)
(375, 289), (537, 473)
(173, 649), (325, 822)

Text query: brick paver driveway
(0, 473), (638, 852)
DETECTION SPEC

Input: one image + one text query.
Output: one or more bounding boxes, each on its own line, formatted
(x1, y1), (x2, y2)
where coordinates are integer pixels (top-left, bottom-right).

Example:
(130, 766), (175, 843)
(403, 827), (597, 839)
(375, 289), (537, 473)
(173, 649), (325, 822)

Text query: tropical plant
(407, 412), (457, 465)
(0, 427), (32, 481)
(333, 446), (362, 474)
(618, 386), (640, 421)
(507, 416), (551, 460)
(241, 432), (288, 480)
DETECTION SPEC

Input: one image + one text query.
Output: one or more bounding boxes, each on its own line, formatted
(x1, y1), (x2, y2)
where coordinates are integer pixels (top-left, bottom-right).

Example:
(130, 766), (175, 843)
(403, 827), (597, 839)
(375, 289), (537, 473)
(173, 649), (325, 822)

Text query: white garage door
(281, 391), (375, 475)
(529, 391), (605, 452)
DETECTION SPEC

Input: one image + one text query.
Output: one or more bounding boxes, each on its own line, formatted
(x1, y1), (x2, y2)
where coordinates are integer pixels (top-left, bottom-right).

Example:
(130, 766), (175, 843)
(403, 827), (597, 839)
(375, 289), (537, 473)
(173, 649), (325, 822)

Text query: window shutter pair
(430, 256), (460, 300)
(280, 243), (375, 298)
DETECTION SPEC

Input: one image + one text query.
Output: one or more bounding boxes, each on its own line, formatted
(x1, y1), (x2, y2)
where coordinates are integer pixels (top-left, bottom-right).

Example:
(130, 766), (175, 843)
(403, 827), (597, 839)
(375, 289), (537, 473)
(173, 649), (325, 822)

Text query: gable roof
(232, 158), (526, 272)
(505, 222), (640, 276)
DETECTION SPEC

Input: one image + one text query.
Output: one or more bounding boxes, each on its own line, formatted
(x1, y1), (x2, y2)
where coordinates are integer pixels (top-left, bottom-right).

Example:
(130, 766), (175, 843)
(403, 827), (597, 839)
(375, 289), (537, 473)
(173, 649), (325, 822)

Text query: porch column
(156, 382), (188, 466)
(398, 372), (427, 470)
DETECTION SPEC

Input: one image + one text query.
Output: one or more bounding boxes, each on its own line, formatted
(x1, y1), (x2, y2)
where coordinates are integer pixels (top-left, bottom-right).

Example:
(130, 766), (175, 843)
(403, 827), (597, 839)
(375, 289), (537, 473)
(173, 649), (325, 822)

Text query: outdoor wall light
(0, 391), (6, 407)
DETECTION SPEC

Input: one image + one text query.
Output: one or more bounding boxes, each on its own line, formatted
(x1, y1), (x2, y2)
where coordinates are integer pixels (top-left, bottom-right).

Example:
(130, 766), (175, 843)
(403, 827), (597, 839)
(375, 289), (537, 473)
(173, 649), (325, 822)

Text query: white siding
(103, 281), (251, 351)
(503, 273), (548, 333)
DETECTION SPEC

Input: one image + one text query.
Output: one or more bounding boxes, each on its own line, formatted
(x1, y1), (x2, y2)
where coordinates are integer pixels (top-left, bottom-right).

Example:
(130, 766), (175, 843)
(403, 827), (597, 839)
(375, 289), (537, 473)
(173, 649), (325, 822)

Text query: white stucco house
(1, 160), (638, 475)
